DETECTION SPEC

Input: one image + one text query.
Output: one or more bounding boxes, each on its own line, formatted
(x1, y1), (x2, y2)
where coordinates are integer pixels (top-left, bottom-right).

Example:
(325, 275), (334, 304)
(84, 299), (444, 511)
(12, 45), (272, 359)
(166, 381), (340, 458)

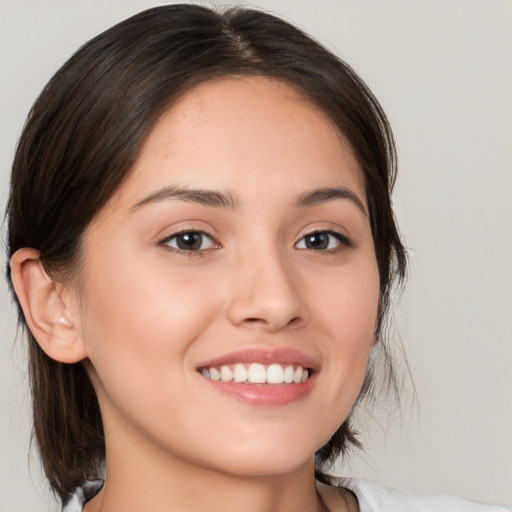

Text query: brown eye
(303, 232), (330, 250)
(162, 231), (215, 252)
(295, 230), (351, 251)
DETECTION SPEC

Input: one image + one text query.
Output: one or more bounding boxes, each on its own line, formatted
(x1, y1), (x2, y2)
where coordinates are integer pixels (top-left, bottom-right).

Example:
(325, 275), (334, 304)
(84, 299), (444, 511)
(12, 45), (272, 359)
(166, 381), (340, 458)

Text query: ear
(9, 248), (87, 364)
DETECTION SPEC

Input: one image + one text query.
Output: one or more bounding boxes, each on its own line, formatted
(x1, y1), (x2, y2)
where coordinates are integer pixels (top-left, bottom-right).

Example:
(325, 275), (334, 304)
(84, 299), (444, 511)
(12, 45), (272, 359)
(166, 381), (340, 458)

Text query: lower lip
(199, 374), (317, 406)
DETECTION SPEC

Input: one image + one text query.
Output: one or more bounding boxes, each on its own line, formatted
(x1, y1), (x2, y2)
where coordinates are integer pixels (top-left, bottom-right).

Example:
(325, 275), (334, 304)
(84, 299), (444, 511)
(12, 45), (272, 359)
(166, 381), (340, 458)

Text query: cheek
(315, 259), (380, 341)
(78, 251), (223, 387)
(310, 257), (380, 393)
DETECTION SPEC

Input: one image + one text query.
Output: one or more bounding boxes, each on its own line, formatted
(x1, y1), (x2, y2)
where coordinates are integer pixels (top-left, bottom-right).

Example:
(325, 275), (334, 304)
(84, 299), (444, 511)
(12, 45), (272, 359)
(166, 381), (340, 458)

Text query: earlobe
(9, 248), (87, 364)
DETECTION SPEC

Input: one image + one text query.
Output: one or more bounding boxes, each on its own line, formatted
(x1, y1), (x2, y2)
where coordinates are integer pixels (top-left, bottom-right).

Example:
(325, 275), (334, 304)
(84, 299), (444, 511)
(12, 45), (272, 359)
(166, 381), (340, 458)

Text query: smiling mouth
(198, 363), (310, 385)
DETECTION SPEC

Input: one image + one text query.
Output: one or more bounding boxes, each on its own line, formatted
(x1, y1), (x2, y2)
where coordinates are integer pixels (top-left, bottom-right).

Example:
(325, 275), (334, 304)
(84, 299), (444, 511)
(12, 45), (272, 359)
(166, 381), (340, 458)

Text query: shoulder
(62, 480), (103, 512)
(335, 477), (510, 512)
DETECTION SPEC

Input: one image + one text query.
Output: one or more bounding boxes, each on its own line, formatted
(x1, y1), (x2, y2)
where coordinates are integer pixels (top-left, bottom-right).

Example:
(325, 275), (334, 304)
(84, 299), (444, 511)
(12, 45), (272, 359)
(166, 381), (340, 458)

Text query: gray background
(1, 1), (511, 510)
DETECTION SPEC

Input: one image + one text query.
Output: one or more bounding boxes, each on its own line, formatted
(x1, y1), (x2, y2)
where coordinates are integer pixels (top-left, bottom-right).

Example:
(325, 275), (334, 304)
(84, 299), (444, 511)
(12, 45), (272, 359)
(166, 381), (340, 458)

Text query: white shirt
(339, 477), (510, 512)
(62, 477), (511, 511)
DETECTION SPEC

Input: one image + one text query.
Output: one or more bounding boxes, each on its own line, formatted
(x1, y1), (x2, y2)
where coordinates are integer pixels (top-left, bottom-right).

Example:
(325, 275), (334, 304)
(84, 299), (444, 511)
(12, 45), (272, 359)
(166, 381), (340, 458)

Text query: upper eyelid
(157, 226), (352, 249)
(158, 225), (218, 243)
(159, 230), (216, 245)
(295, 229), (353, 247)
(295, 226), (352, 243)
(158, 230), (220, 255)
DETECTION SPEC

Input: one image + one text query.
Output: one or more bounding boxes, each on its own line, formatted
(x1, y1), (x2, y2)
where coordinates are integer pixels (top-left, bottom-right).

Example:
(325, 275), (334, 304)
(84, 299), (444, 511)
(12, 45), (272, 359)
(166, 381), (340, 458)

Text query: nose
(226, 249), (309, 332)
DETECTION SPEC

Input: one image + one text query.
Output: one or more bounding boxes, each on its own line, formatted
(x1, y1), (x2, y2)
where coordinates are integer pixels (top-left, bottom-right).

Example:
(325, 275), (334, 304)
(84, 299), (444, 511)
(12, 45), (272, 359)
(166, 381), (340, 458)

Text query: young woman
(5, 5), (509, 512)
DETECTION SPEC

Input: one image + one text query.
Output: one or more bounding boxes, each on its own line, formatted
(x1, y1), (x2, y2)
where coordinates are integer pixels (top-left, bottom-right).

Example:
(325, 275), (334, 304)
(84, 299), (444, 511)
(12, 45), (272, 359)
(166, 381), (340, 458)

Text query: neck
(85, 423), (329, 512)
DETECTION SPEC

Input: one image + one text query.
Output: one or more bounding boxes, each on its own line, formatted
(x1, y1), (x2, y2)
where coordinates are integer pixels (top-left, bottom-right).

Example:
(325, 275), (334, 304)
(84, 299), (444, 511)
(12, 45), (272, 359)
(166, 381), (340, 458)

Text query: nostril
(288, 316), (302, 327)
(241, 315), (303, 331)
(241, 317), (270, 327)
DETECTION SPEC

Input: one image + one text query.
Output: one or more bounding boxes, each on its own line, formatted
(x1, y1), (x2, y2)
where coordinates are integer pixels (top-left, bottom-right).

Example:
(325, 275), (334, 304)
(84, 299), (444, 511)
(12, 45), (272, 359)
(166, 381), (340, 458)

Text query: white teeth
(233, 363), (248, 382)
(209, 367), (220, 381)
(201, 363), (311, 385)
(266, 364), (284, 384)
(284, 365), (294, 383)
(220, 366), (233, 382)
(248, 363), (266, 383)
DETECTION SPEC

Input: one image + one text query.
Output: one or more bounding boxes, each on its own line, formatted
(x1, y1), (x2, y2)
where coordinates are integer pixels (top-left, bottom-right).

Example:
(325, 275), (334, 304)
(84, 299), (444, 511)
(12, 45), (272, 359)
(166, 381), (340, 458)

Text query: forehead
(106, 76), (365, 211)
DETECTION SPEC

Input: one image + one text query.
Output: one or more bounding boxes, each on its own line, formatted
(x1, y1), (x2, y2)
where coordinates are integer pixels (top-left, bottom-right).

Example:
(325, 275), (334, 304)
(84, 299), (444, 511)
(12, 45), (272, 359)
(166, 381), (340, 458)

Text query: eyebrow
(295, 187), (367, 216)
(131, 184), (366, 215)
(131, 185), (238, 210)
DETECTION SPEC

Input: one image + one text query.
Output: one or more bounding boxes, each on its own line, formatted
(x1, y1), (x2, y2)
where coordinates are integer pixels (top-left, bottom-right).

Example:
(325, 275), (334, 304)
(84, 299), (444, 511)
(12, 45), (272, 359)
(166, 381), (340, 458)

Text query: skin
(12, 77), (378, 511)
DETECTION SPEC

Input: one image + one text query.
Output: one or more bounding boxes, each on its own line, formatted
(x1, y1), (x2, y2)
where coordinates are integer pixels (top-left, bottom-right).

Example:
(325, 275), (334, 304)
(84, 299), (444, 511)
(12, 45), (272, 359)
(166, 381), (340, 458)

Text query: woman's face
(74, 77), (380, 476)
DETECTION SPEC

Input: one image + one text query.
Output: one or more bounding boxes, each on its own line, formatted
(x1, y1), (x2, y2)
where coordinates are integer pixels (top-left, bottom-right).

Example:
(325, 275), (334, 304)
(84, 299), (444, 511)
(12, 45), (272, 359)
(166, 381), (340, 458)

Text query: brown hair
(6, 4), (406, 503)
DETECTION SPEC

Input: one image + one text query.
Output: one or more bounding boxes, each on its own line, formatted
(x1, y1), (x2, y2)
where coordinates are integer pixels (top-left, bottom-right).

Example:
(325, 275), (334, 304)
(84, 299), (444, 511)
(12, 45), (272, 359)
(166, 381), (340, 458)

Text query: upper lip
(196, 347), (319, 371)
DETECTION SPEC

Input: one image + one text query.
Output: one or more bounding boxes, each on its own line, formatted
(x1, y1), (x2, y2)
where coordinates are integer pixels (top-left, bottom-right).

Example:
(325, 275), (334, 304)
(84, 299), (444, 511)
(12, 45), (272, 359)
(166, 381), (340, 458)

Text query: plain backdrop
(0, 1), (511, 510)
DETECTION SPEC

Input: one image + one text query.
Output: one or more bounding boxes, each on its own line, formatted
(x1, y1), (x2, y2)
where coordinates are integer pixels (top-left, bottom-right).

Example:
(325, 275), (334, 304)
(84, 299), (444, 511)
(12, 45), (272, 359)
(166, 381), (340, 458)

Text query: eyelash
(159, 229), (218, 256)
(158, 229), (353, 256)
(295, 230), (353, 253)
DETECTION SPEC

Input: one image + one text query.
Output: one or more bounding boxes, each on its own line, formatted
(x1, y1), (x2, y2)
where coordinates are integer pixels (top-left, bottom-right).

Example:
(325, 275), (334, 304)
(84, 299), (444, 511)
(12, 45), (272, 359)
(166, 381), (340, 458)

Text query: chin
(190, 432), (325, 478)
(211, 451), (314, 478)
